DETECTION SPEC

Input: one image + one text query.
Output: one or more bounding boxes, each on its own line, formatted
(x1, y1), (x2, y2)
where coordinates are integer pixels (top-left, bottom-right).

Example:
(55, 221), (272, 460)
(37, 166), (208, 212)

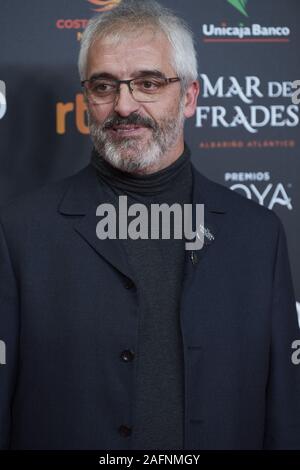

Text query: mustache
(103, 113), (156, 130)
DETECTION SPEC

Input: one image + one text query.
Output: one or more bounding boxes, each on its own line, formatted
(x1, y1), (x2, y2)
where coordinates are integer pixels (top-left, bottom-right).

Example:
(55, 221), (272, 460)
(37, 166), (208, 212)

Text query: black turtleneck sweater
(91, 144), (193, 450)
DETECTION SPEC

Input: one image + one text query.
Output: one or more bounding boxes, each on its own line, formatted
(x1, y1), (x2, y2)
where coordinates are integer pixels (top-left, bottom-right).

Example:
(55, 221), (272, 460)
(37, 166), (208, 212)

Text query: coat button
(118, 425), (132, 437)
(120, 349), (135, 362)
(190, 251), (198, 265)
(124, 277), (135, 289)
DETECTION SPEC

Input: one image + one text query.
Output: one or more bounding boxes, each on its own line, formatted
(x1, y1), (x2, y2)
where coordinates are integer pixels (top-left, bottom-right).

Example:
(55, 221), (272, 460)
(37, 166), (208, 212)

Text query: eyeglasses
(81, 75), (181, 104)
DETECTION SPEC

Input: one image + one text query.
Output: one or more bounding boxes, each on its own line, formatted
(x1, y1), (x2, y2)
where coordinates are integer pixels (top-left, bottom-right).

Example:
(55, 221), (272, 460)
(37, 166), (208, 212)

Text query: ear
(183, 80), (200, 119)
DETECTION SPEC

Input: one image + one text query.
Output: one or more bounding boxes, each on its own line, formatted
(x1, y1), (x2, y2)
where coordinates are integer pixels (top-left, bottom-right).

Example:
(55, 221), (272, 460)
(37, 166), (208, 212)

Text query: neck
(91, 141), (192, 196)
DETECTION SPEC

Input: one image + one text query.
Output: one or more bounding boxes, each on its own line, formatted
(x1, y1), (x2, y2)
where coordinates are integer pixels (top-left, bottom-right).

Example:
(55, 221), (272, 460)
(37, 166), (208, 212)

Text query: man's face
(85, 29), (197, 174)
(87, 30), (198, 173)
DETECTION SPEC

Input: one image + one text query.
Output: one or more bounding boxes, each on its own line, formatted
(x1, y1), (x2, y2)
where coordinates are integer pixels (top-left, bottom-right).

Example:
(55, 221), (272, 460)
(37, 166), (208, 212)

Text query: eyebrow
(88, 69), (167, 81)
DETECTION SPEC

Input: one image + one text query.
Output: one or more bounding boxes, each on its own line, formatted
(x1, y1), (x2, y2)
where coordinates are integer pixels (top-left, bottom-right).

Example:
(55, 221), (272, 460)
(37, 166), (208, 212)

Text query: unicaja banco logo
(228, 0), (249, 17)
(202, 0), (290, 43)
(0, 80), (7, 120)
(88, 0), (121, 12)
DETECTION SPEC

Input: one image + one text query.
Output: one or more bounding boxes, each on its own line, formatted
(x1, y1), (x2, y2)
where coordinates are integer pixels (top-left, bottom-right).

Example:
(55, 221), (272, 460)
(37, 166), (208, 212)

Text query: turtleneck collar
(90, 143), (192, 196)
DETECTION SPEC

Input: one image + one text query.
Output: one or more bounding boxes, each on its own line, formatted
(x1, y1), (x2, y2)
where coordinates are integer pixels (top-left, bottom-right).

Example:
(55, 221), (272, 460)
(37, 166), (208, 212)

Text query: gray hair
(78, 0), (198, 91)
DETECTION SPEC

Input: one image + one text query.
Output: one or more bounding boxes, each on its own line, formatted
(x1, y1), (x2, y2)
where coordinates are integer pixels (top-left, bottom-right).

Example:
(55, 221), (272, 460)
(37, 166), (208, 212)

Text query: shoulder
(0, 165), (93, 229)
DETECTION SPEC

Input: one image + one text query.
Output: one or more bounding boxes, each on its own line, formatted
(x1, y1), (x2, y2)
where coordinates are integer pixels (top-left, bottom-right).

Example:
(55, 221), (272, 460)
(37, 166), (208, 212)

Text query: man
(0, 0), (299, 450)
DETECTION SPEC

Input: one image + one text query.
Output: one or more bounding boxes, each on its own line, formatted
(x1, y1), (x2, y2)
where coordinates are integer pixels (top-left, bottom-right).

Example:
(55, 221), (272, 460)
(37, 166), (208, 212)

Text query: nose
(113, 83), (140, 116)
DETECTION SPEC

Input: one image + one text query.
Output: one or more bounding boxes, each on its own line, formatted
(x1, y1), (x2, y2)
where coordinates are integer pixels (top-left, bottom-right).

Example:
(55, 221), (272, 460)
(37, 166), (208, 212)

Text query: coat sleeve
(263, 217), (300, 449)
(0, 219), (19, 449)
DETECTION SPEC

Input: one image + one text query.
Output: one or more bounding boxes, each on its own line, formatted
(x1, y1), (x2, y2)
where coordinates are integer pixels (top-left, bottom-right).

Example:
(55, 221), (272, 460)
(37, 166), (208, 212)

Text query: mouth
(108, 125), (149, 137)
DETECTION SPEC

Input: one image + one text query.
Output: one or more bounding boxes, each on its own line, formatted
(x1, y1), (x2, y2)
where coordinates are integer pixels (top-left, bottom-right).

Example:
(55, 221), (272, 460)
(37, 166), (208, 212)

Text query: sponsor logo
(201, 0), (290, 43)
(196, 74), (299, 134)
(56, 94), (88, 135)
(55, 0), (122, 41)
(228, 0), (248, 17)
(56, 19), (89, 30)
(224, 172), (293, 210)
(199, 139), (295, 150)
(0, 80), (7, 120)
(88, 0), (121, 12)
(202, 23), (290, 43)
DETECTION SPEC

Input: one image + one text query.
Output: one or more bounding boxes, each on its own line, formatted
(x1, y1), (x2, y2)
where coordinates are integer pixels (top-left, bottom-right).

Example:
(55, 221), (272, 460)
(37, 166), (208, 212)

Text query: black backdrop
(0, 0), (299, 324)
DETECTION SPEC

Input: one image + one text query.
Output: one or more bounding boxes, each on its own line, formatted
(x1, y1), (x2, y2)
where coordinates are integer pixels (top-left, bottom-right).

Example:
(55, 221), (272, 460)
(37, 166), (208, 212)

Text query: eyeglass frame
(80, 75), (181, 103)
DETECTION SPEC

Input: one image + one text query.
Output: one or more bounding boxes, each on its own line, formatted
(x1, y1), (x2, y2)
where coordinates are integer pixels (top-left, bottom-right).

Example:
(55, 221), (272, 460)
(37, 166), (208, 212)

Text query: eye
(91, 81), (116, 94)
(143, 81), (157, 89)
(135, 78), (164, 92)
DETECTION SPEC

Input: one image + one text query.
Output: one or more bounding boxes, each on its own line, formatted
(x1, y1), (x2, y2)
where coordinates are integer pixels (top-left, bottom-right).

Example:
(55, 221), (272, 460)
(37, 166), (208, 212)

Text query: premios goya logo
(0, 80), (7, 120)
(228, 0), (248, 17)
(88, 0), (121, 12)
(224, 172), (293, 211)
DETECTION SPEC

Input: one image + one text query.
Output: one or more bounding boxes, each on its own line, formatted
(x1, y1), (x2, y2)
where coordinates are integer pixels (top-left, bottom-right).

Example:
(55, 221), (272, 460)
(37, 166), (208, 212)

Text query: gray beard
(87, 100), (185, 174)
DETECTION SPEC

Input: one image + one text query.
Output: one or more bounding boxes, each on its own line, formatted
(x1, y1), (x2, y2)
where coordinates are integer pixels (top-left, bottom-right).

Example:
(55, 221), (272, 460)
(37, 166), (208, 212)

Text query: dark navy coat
(0, 162), (299, 449)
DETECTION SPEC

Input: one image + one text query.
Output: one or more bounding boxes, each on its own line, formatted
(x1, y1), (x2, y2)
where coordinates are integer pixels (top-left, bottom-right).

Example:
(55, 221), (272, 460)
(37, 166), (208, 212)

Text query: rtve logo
(56, 94), (89, 135)
(0, 80), (7, 119)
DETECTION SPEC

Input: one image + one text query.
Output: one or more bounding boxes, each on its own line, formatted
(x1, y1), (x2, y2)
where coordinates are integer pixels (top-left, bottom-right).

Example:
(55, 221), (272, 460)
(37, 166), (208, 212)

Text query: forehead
(86, 29), (175, 78)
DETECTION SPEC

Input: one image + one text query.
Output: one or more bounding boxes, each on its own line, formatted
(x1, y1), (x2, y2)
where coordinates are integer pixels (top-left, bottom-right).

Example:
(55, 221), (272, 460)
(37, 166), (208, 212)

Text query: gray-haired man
(0, 0), (299, 450)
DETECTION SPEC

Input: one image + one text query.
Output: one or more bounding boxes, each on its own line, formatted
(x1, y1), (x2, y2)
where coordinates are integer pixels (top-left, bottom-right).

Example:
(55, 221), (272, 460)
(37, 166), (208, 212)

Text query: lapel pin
(197, 224), (215, 243)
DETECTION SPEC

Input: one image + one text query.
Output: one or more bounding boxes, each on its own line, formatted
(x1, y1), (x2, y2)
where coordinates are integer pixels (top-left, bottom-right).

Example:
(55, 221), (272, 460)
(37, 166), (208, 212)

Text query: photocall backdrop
(0, 0), (299, 323)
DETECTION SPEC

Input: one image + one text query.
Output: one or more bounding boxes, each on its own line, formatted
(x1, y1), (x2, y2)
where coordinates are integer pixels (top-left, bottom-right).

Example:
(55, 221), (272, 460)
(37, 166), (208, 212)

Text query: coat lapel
(190, 165), (227, 262)
(58, 164), (135, 282)
(58, 162), (228, 280)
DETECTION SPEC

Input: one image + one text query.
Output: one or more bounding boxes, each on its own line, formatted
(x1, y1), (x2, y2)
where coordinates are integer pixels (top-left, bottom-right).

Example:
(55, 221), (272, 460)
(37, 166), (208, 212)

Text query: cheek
(88, 103), (112, 123)
(144, 101), (176, 123)
(155, 100), (183, 123)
